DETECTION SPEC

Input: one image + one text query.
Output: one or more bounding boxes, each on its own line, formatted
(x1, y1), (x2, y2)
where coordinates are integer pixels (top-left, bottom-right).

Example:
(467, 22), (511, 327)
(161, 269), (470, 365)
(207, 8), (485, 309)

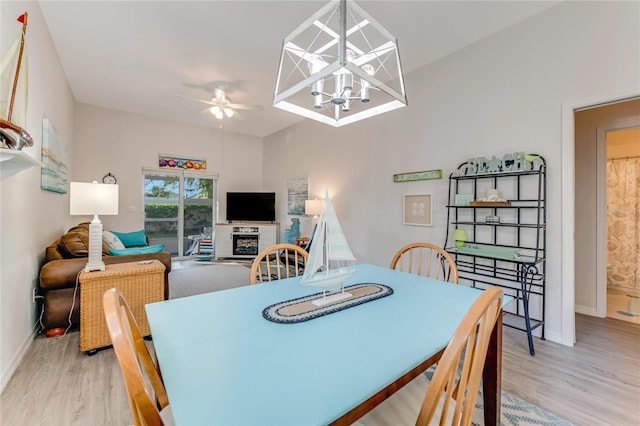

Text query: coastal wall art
(287, 177), (308, 215)
(40, 117), (68, 193)
(403, 194), (433, 226)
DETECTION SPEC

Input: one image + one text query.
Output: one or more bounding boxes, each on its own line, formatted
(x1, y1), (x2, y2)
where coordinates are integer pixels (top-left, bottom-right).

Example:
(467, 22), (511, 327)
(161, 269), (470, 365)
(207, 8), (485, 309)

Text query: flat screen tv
(226, 192), (276, 222)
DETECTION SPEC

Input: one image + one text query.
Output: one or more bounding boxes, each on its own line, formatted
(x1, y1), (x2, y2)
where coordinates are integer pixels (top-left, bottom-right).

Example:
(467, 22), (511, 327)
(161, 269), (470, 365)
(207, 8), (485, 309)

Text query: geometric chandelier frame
(273, 0), (408, 127)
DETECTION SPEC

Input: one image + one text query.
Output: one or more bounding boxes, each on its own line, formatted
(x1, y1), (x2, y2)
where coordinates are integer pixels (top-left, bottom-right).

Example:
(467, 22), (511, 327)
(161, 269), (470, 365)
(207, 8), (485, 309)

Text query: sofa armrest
(40, 252), (172, 292)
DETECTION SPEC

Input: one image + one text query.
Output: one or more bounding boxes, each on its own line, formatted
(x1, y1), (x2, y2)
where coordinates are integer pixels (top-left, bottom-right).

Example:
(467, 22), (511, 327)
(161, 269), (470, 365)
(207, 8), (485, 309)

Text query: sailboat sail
(301, 191), (356, 290)
(0, 12), (32, 150)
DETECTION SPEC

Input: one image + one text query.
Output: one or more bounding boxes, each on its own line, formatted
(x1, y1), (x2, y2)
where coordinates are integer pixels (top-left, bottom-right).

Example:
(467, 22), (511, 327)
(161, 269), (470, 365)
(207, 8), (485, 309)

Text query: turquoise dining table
(146, 263), (503, 425)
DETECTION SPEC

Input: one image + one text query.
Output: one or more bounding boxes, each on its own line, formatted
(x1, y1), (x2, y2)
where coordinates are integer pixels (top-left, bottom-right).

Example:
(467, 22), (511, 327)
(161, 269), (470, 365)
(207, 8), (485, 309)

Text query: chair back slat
(416, 287), (503, 425)
(390, 242), (459, 284)
(250, 243), (309, 284)
(103, 288), (170, 426)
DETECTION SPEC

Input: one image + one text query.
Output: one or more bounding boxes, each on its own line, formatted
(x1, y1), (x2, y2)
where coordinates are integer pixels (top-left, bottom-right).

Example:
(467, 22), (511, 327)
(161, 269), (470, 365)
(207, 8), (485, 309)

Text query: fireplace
(232, 233), (259, 256)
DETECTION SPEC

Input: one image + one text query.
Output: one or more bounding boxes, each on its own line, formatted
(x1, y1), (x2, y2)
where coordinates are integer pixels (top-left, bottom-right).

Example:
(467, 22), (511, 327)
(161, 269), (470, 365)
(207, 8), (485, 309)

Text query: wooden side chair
(249, 243), (308, 284)
(355, 287), (504, 426)
(416, 286), (503, 425)
(103, 288), (173, 426)
(390, 242), (459, 283)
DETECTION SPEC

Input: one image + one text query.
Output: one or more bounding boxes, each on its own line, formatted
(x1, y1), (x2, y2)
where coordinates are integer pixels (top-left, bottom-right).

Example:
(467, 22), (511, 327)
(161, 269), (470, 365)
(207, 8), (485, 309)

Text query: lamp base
(84, 215), (106, 272)
(84, 262), (106, 273)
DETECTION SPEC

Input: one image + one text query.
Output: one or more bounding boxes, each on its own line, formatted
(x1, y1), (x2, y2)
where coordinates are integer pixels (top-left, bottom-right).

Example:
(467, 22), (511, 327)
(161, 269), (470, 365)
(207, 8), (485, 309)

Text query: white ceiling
(39, 1), (560, 138)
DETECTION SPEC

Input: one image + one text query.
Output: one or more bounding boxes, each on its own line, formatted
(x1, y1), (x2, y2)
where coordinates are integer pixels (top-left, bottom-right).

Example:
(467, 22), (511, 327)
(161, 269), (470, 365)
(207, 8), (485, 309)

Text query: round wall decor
(102, 172), (117, 184)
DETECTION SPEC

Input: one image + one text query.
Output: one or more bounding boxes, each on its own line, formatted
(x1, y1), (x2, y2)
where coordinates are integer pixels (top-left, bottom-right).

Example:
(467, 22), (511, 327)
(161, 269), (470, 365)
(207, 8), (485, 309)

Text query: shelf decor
(393, 169), (442, 182)
(403, 194), (432, 226)
(465, 152), (530, 175)
(159, 154), (206, 171)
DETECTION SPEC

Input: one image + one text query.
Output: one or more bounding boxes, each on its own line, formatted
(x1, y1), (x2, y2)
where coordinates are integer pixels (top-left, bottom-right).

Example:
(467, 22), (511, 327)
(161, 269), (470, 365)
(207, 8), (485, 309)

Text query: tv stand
(215, 222), (279, 259)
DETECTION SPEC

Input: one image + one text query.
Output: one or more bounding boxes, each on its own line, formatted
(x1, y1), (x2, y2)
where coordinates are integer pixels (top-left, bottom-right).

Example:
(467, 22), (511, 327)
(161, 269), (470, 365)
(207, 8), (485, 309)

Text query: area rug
(169, 261), (251, 299)
(423, 368), (573, 426)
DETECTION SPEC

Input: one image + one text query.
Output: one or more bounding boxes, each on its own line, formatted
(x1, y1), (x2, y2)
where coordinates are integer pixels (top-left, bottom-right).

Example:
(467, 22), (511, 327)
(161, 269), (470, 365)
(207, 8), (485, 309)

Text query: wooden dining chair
(416, 286), (503, 425)
(390, 242), (459, 283)
(103, 288), (173, 426)
(249, 243), (309, 284)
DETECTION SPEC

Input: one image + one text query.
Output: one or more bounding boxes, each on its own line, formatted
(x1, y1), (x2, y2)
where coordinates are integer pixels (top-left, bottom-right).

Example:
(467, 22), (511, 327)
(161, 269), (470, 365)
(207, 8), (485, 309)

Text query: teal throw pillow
(109, 244), (164, 256)
(111, 229), (147, 247)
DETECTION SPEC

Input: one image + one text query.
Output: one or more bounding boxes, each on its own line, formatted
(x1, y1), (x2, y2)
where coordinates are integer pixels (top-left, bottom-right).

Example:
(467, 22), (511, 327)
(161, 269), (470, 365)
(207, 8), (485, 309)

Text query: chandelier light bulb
(360, 63), (375, 103)
(309, 54), (325, 96)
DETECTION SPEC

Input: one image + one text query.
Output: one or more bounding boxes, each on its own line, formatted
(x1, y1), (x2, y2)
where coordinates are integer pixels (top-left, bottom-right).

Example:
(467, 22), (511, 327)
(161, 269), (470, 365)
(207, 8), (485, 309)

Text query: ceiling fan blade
(228, 103), (264, 111)
(175, 94), (217, 107)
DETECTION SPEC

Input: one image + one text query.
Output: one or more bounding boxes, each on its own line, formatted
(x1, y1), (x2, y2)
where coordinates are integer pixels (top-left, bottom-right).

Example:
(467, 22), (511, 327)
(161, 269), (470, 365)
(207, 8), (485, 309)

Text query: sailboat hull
(311, 291), (353, 306)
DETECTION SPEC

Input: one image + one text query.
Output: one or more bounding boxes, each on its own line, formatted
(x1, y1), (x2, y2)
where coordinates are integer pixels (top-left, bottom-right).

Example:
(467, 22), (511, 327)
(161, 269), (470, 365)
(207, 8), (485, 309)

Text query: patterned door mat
(263, 283), (393, 323)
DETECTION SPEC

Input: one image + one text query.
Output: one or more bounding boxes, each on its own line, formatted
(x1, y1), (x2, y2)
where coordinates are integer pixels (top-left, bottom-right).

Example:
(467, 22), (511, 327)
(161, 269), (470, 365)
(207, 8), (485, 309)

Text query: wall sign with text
(393, 169), (442, 182)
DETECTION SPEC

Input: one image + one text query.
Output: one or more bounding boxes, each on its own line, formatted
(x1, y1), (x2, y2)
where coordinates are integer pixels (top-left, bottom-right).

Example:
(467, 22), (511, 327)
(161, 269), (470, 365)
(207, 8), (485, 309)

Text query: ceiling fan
(177, 84), (264, 120)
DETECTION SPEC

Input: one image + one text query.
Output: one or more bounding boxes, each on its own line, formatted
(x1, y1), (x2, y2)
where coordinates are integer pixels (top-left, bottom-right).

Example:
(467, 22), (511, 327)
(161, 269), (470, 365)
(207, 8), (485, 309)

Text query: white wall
(1, 1), (76, 388)
(73, 104), (264, 231)
(264, 1), (640, 344)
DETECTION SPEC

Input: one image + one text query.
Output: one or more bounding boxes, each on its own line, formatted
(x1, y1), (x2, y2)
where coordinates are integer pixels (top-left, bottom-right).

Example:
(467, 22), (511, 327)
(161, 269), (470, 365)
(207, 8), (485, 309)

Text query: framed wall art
(40, 117), (69, 193)
(287, 177), (309, 215)
(403, 194), (432, 226)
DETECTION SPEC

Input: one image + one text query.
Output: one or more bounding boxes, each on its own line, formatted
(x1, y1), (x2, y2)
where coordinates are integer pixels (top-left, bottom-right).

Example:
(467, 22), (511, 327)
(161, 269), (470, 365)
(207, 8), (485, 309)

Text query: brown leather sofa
(39, 223), (171, 334)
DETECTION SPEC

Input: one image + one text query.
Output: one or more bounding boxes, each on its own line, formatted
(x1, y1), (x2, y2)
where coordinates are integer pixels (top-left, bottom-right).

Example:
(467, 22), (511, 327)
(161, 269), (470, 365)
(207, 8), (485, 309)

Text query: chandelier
(273, 0), (407, 127)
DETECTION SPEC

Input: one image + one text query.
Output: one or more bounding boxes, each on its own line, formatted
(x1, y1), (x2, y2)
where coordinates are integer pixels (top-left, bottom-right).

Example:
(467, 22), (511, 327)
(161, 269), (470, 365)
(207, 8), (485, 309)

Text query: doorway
(573, 98), (640, 329)
(143, 168), (218, 258)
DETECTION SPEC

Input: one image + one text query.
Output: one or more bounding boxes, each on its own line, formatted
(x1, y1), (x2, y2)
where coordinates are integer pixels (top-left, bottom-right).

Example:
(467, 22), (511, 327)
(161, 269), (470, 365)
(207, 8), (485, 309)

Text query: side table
(79, 260), (165, 354)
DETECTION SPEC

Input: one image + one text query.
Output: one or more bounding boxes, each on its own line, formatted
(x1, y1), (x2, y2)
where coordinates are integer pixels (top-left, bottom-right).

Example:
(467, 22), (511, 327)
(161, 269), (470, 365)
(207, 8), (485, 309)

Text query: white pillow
(103, 231), (125, 250)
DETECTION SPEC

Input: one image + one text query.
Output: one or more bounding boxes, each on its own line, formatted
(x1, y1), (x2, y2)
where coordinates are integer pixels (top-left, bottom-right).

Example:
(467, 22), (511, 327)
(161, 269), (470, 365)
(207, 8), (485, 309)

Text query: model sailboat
(301, 189), (356, 306)
(1, 12), (33, 150)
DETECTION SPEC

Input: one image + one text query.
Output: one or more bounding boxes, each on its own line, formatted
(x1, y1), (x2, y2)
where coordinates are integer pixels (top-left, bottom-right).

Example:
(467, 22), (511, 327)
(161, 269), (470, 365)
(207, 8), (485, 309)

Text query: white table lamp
(305, 199), (323, 221)
(70, 181), (119, 272)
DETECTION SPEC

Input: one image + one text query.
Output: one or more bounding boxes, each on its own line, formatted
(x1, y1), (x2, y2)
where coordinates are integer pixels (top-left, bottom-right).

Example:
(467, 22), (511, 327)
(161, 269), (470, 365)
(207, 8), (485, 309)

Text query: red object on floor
(45, 327), (66, 338)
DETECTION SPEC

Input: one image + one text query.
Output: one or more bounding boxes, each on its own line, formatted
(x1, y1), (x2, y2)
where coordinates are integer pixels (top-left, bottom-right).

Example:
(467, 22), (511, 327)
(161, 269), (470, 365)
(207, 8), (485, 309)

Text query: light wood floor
(1, 315), (638, 425)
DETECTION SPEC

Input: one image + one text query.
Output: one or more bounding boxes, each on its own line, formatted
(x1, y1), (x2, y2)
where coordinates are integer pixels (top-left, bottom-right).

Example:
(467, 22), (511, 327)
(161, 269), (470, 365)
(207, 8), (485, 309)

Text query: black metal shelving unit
(444, 156), (546, 355)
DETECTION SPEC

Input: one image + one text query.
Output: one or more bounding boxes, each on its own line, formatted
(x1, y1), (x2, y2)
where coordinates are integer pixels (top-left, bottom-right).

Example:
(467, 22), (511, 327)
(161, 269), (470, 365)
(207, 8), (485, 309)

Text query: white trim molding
(561, 90), (640, 347)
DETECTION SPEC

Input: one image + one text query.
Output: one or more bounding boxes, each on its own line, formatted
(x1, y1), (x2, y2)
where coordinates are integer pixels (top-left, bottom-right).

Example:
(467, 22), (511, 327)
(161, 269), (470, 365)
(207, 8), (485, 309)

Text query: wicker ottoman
(79, 260), (165, 354)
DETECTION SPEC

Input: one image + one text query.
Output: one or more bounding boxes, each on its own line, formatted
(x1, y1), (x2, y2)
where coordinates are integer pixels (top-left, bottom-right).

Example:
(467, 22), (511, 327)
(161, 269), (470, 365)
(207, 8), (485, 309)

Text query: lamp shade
(305, 199), (323, 216)
(70, 182), (119, 215)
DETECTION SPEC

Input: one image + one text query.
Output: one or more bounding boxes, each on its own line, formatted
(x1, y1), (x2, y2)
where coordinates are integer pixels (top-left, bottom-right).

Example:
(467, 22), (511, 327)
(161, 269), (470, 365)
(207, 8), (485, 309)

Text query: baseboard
(0, 322), (39, 393)
(575, 304), (598, 316)
(544, 330), (562, 345)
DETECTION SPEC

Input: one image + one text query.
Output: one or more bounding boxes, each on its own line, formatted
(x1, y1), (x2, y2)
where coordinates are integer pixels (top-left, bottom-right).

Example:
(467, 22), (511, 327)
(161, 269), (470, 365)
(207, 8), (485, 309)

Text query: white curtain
(607, 158), (640, 290)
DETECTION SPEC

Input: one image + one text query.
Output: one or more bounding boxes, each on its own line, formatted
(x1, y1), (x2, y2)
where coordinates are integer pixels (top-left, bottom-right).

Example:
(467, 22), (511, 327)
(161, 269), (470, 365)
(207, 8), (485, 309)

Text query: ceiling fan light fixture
(273, 0), (407, 127)
(223, 107), (234, 118)
(210, 105), (221, 116)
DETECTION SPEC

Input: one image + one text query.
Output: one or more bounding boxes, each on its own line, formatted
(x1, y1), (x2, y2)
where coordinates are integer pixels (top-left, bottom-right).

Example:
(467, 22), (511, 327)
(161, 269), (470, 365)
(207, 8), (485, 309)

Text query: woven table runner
(262, 283), (393, 324)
